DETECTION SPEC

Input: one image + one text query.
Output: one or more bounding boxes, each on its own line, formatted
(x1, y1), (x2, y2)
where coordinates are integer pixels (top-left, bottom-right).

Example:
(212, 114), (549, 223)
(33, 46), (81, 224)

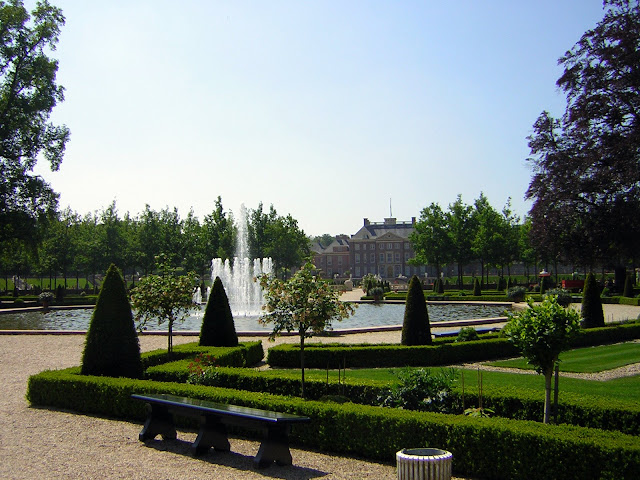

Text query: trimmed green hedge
(141, 341), (263, 369)
(26, 369), (640, 480)
(145, 362), (640, 435)
(267, 322), (640, 369)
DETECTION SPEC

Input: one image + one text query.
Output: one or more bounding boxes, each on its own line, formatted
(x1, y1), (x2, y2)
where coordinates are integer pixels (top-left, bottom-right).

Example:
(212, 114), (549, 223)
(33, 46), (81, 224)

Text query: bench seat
(132, 393), (310, 468)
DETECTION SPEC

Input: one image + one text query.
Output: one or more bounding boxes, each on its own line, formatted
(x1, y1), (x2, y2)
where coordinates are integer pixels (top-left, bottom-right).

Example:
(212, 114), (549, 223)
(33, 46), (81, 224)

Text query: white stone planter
(396, 448), (453, 480)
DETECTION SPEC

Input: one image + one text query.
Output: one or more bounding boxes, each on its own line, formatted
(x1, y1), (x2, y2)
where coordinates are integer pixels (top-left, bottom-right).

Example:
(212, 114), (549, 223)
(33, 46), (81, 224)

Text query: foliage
(199, 276), (238, 347)
(544, 288), (572, 307)
(80, 264), (143, 378)
(504, 296), (581, 423)
(401, 275), (432, 345)
(506, 286), (526, 302)
(409, 203), (450, 278)
(0, 0), (70, 246)
(623, 274), (634, 298)
(259, 262), (355, 397)
(130, 254), (198, 355)
(581, 272), (605, 328)
(378, 367), (458, 413)
(455, 327), (480, 343)
(526, 0), (640, 268)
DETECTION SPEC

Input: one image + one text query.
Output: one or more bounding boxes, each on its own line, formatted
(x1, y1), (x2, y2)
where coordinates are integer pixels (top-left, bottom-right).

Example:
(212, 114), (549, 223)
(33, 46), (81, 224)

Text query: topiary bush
(623, 274), (634, 298)
(455, 327), (480, 342)
(401, 275), (432, 345)
(544, 288), (572, 307)
(199, 276), (238, 347)
(582, 272), (605, 328)
(81, 264), (143, 379)
(473, 278), (481, 296)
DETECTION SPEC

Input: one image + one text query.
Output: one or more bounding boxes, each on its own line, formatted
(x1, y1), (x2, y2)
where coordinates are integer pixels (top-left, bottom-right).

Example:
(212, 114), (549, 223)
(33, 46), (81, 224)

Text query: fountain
(210, 204), (273, 316)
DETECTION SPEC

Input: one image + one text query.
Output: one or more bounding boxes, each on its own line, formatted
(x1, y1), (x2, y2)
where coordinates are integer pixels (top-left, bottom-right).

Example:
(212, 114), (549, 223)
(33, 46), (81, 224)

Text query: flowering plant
(187, 353), (218, 385)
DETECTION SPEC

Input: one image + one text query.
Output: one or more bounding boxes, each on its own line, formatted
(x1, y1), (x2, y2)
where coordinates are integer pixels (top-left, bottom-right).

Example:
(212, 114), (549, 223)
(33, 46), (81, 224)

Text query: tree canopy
(526, 0), (640, 269)
(0, 0), (70, 246)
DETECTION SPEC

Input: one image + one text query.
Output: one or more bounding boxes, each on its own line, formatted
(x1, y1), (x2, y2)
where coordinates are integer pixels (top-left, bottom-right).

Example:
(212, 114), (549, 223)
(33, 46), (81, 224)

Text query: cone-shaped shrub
(81, 264), (143, 378)
(401, 275), (432, 345)
(473, 278), (481, 296)
(623, 274), (634, 298)
(200, 276), (238, 346)
(581, 272), (605, 328)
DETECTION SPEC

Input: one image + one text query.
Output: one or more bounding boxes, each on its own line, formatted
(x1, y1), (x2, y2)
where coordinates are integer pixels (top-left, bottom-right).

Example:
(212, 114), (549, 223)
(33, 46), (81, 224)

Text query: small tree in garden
(581, 272), (605, 328)
(81, 264), (143, 378)
(199, 276), (238, 347)
(259, 262), (355, 398)
(504, 296), (581, 423)
(131, 254), (198, 355)
(401, 275), (432, 345)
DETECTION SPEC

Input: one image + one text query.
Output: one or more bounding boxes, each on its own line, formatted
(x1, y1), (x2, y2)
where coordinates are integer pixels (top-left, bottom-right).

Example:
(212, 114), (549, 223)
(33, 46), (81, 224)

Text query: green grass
(487, 342), (640, 373)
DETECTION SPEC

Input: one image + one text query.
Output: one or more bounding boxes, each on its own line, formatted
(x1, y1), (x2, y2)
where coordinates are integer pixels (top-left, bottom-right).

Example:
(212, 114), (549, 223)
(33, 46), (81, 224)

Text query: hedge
(266, 322), (640, 369)
(140, 341), (263, 369)
(145, 363), (640, 436)
(26, 369), (640, 480)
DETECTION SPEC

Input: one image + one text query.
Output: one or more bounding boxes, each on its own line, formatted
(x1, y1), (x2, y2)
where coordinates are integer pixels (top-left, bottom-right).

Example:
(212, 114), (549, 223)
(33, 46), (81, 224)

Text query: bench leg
(192, 416), (230, 456)
(139, 404), (177, 441)
(254, 425), (292, 469)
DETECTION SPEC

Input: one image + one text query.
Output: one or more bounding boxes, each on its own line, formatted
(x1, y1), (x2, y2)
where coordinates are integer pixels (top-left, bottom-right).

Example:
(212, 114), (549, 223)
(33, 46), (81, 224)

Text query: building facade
(311, 235), (351, 279)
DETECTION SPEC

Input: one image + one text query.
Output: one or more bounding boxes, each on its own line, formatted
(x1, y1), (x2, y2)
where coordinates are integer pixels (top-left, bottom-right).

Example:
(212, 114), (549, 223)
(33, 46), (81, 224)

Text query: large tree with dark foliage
(526, 0), (640, 270)
(0, 0), (70, 246)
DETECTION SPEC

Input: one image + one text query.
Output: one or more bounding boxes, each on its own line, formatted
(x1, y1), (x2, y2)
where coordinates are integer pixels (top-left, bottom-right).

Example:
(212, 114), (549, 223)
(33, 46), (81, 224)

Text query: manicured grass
(487, 342), (640, 373)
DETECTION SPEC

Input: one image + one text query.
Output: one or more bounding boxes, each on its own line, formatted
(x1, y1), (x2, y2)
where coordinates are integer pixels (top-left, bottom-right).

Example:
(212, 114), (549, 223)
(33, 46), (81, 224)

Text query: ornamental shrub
(81, 264), (143, 379)
(473, 278), (481, 296)
(623, 275), (634, 298)
(402, 275), (432, 345)
(456, 327), (480, 342)
(498, 276), (507, 291)
(199, 276), (238, 347)
(544, 288), (572, 307)
(581, 272), (605, 328)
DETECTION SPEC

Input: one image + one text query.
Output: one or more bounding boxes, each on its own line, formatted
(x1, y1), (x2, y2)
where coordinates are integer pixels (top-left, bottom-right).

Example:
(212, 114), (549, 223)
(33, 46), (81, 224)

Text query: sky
(30, 0), (607, 237)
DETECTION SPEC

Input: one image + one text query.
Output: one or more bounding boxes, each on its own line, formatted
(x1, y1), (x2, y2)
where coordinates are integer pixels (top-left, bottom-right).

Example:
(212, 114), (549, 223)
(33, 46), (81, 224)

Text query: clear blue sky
(32, 0), (606, 237)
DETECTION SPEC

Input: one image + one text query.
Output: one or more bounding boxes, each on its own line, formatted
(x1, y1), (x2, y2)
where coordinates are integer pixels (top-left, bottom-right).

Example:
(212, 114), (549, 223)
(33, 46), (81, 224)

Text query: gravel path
(0, 333), (476, 480)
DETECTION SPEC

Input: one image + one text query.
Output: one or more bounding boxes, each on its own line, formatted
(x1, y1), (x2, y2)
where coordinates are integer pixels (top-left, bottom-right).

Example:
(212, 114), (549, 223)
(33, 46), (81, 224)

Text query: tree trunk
(299, 330), (306, 398)
(543, 368), (553, 424)
(168, 321), (174, 355)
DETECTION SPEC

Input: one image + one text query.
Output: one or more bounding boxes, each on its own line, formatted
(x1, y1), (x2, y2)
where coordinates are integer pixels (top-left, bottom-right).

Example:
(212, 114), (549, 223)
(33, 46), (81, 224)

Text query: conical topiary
(200, 276), (238, 346)
(401, 275), (432, 345)
(473, 278), (481, 296)
(623, 274), (634, 298)
(81, 264), (143, 378)
(581, 272), (605, 328)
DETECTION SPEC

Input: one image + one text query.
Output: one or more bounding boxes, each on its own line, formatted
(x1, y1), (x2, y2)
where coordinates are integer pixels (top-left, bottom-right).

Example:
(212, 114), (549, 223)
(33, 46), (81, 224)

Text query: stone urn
(396, 448), (452, 480)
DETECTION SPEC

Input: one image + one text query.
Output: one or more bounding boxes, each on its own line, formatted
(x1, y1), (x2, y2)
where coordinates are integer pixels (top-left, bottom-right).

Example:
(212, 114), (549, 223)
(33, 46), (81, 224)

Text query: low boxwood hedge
(267, 322), (640, 369)
(145, 362), (640, 435)
(26, 369), (640, 480)
(141, 341), (263, 369)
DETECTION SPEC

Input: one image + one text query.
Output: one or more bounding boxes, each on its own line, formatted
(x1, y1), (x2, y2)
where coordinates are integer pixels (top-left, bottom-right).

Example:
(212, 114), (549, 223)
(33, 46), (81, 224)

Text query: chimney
(364, 218), (370, 226)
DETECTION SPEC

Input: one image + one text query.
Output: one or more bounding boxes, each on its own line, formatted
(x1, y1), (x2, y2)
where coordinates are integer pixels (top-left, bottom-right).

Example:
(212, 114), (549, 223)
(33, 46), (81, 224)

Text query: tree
(401, 275), (432, 345)
(199, 276), (238, 347)
(447, 195), (477, 287)
(202, 196), (236, 263)
(581, 272), (605, 328)
(131, 254), (198, 355)
(409, 203), (450, 278)
(0, 0), (70, 246)
(472, 193), (503, 285)
(526, 0), (640, 270)
(504, 296), (581, 423)
(81, 264), (143, 378)
(259, 262), (355, 398)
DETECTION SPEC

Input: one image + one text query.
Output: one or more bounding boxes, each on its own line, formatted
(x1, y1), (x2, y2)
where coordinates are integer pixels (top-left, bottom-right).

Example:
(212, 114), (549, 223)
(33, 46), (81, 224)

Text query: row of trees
(1, 197), (310, 290)
(410, 193), (532, 287)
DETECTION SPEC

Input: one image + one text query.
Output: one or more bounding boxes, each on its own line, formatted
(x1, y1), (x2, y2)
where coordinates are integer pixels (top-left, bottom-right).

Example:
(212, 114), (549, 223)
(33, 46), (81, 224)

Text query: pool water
(0, 303), (509, 332)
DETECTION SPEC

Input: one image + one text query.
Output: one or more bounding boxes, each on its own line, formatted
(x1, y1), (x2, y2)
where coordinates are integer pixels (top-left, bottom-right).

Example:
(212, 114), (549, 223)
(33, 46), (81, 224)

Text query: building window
(327, 258), (332, 266)
(404, 242), (410, 249)
(379, 243), (384, 250)
(355, 244), (360, 250)
(355, 266), (360, 277)
(395, 252), (400, 262)
(364, 254), (368, 263)
(370, 253), (375, 263)
(379, 253), (384, 263)
(388, 242), (393, 249)
(394, 242), (400, 249)
(387, 252), (393, 262)
(338, 257), (343, 265)
(355, 254), (360, 264)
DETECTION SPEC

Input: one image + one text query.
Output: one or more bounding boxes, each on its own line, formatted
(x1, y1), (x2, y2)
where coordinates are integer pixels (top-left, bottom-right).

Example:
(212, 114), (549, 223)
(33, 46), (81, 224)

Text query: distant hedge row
(26, 369), (640, 480)
(266, 322), (640, 369)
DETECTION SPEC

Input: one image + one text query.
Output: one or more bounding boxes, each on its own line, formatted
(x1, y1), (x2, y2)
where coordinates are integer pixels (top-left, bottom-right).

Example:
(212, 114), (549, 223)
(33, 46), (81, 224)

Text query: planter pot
(396, 448), (452, 480)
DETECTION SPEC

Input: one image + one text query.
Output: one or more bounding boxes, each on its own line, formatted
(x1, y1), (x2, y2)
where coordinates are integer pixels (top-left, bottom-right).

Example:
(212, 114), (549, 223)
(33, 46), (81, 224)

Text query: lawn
(486, 341), (640, 373)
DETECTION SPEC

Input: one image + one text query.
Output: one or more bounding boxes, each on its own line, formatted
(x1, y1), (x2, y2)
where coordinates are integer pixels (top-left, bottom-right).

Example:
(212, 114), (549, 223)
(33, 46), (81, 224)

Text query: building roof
(351, 217), (415, 241)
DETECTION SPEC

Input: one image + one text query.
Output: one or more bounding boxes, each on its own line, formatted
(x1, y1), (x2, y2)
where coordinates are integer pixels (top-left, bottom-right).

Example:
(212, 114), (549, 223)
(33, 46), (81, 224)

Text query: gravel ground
(0, 333), (476, 480)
